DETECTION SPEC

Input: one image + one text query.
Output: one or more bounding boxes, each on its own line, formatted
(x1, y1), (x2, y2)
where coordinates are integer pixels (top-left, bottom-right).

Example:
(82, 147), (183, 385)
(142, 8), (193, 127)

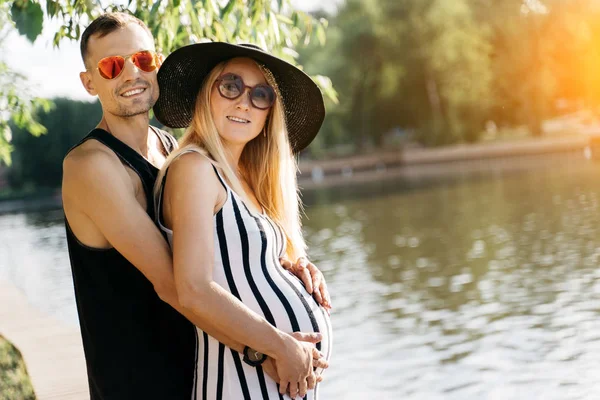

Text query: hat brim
(153, 42), (325, 153)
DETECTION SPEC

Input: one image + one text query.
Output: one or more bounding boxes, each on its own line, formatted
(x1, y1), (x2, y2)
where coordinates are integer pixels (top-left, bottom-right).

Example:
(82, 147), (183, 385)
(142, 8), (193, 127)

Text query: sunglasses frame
(214, 73), (276, 110)
(95, 50), (161, 80)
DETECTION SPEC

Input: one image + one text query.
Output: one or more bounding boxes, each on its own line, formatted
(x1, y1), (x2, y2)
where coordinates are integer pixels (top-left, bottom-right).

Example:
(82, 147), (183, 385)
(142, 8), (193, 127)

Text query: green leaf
(316, 23), (326, 46)
(11, 1), (44, 43)
(46, 0), (59, 18)
(276, 14), (293, 25)
(269, 11), (280, 43)
(220, 0), (236, 20)
(150, 0), (162, 16)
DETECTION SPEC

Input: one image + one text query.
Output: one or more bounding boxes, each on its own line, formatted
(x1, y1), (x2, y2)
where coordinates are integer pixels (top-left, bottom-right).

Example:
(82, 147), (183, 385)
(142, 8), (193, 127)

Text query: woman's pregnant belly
(212, 259), (333, 367)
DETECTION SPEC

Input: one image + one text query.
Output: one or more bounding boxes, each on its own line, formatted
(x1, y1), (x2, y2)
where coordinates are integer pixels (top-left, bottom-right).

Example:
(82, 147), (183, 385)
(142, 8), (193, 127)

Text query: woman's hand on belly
(272, 332), (325, 399)
(263, 331), (330, 391)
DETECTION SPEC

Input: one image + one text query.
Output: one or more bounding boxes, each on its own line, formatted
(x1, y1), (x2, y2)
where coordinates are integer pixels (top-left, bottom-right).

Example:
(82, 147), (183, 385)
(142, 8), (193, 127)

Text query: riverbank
(0, 279), (88, 400)
(298, 134), (590, 188)
(0, 134), (593, 212)
(0, 335), (36, 400)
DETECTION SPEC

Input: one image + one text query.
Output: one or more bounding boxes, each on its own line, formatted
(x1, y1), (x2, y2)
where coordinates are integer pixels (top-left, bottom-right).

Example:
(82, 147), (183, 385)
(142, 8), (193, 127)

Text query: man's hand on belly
(280, 257), (332, 311)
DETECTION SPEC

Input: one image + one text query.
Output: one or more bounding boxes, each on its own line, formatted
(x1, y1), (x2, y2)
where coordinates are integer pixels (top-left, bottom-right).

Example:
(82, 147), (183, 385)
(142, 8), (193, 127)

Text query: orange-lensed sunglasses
(95, 50), (163, 80)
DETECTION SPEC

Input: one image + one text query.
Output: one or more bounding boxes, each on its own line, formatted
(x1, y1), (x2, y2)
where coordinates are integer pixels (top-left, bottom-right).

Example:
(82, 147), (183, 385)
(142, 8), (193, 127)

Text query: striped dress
(157, 152), (333, 400)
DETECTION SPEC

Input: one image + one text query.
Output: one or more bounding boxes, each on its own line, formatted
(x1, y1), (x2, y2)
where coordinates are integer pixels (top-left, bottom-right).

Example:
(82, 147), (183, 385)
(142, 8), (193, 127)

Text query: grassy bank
(0, 335), (36, 400)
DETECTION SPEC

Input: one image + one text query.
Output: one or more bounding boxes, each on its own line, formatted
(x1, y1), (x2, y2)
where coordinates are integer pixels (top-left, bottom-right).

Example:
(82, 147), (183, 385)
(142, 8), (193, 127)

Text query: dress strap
(211, 165), (229, 192)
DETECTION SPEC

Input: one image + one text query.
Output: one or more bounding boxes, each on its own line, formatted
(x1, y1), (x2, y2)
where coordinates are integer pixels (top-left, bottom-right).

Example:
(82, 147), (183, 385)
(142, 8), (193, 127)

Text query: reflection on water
(0, 209), (77, 324)
(3, 159), (600, 399)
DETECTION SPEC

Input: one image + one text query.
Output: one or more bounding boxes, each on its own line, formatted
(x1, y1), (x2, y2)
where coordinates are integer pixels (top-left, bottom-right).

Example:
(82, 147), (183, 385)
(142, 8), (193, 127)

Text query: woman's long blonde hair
(154, 58), (306, 260)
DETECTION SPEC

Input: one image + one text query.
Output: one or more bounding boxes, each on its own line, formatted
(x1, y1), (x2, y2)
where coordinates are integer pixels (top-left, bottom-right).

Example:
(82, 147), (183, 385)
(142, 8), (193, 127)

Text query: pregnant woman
(153, 42), (332, 399)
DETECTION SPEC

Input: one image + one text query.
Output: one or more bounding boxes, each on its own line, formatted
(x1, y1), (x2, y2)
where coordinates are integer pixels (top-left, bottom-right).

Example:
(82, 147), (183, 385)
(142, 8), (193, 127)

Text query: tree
(0, 2), (52, 166)
(300, 0), (493, 150)
(0, 0), (333, 165)
(8, 98), (102, 189)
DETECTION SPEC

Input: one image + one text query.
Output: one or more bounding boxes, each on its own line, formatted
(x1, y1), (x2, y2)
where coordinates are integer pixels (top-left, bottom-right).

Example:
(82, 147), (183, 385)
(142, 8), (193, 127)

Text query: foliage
(8, 98), (102, 189)
(0, 335), (36, 400)
(0, 2), (52, 166)
(0, 0), (332, 166)
(300, 0), (492, 152)
(300, 0), (600, 152)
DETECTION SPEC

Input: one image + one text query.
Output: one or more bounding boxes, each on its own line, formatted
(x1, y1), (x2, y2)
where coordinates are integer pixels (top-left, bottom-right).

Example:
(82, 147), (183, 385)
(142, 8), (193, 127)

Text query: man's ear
(156, 53), (165, 69)
(80, 71), (98, 96)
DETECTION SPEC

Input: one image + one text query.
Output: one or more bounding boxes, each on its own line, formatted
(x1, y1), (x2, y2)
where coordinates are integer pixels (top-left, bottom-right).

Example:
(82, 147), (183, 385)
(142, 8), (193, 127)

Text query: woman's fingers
(279, 380), (289, 395)
(298, 377), (308, 398)
(288, 381), (299, 399)
(307, 372), (317, 390)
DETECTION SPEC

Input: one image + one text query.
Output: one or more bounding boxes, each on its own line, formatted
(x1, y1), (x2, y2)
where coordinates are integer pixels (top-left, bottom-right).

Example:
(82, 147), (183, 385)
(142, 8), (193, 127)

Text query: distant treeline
(7, 98), (102, 190)
(7, 98), (170, 191)
(299, 0), (600, 153)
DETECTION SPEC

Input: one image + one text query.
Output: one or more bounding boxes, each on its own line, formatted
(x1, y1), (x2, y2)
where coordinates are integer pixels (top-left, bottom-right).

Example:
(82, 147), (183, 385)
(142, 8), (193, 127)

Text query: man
(62, 12), (331, 399)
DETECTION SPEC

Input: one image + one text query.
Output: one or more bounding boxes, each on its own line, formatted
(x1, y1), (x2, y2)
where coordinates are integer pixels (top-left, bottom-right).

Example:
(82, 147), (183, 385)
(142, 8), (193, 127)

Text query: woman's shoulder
(169, 147), (215, 172)
(166, 147), (221, 188)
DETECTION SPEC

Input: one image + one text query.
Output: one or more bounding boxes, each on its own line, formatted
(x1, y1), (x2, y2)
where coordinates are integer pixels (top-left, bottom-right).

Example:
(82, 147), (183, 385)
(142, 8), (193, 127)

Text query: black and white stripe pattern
(158, 155), (332, 400)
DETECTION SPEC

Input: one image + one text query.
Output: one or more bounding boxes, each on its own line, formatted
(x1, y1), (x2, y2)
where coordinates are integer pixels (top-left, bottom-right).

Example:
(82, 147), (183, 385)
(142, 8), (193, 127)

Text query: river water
(2, 158), (600, 399)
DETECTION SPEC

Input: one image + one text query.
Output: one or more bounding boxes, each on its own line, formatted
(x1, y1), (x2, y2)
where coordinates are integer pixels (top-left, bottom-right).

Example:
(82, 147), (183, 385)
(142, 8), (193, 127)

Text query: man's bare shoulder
(63, 140), (126, 193)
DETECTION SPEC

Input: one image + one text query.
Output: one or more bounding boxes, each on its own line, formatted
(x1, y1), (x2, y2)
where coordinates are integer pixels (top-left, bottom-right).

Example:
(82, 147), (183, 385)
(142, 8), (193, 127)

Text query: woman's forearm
(177, 280), (289, 359)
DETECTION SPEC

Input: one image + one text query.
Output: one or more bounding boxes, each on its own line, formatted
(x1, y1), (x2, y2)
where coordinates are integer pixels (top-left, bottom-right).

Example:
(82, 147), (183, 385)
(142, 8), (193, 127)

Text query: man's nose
(119, 57), (142, 81)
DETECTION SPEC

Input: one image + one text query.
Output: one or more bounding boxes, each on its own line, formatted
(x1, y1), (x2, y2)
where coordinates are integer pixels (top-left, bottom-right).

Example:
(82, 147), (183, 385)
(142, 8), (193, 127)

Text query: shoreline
(298, 134), (590, 187)
(0, 134), (593, 213)
(0, 279), (88, 399)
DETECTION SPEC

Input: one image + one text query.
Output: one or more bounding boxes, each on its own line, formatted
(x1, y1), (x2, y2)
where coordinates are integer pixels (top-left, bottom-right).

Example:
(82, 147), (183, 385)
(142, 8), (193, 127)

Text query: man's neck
(97, 113), (151, 157)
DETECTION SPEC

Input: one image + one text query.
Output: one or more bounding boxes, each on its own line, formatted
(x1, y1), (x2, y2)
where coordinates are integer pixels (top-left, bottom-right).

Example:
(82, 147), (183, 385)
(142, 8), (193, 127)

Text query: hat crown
(153, 41), (325, 153)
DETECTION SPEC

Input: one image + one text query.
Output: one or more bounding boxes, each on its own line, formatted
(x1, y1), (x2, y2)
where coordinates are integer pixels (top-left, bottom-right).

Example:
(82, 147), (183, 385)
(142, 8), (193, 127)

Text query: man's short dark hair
(80, 12), (153, 68)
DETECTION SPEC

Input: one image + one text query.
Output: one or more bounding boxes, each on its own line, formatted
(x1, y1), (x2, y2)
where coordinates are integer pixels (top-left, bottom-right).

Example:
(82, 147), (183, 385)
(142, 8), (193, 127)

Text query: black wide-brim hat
(153, 42), (325, 153)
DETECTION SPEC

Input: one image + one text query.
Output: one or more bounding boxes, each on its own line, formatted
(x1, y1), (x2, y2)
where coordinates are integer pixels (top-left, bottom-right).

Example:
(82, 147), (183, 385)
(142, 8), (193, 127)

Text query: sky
(3, 0), (340, 102)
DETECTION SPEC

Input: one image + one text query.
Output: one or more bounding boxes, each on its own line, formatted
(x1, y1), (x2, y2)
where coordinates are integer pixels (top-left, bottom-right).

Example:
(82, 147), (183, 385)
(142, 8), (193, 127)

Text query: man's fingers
(290, 331), (322, 343)
(279, 258), (293, 271)
(316, 375), (324, 383)
(312, 348), (329, 369)
(307, 372), (317, 390)
(299, 268), (313, 294)
(307, 263), (322, 302)
(320, 280), (332, 309)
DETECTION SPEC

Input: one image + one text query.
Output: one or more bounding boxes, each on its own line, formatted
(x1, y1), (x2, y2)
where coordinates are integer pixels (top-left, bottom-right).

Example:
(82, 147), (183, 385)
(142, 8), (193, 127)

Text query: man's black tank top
(64, 128), (196, 399)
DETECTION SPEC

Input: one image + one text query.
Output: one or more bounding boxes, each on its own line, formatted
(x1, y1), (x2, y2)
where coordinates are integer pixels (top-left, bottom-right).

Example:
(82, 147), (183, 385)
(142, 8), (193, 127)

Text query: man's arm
(63, 148), (246, 349)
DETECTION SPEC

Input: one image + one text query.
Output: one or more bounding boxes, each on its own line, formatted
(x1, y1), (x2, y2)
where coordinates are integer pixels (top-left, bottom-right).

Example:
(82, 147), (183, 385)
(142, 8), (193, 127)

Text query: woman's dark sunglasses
(215, 73), (276, 110)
